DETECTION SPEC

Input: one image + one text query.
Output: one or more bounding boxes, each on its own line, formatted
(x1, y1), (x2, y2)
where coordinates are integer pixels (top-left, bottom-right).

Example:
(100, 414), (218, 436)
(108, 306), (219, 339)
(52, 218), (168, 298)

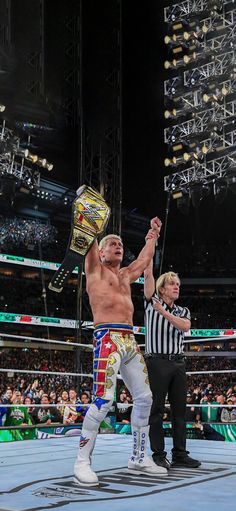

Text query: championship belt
(48, 184), (110, 293)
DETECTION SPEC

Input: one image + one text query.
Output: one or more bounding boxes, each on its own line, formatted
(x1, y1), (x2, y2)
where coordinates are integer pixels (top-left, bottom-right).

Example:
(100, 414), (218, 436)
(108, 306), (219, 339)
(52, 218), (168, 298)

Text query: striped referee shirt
(144, 294), (191, 355)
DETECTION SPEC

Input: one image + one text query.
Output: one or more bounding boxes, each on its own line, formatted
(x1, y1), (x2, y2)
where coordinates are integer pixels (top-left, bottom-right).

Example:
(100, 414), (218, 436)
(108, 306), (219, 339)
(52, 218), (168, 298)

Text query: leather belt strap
(48, 184), (110, 293)
(144, 354), (185, 361)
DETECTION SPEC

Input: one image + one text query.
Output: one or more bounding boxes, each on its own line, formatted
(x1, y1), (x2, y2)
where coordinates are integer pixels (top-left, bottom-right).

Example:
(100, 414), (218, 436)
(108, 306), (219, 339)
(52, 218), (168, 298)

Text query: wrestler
(74, 216), (168, 486)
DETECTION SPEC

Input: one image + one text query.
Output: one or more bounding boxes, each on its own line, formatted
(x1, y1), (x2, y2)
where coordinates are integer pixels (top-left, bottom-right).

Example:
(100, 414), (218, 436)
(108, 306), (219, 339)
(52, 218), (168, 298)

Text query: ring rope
(139, 336), (236, 348)
(1, 332), (236, 350)
(0, 368), (93, 378)
(0, 332), (93, 349)
(1, 402), (234, 409)
(0, 367), (235, 377)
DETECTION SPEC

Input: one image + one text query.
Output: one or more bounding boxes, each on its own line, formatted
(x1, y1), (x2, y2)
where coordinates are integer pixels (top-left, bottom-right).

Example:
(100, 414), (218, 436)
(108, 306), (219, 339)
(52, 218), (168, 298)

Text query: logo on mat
(1, 464), (233, 509)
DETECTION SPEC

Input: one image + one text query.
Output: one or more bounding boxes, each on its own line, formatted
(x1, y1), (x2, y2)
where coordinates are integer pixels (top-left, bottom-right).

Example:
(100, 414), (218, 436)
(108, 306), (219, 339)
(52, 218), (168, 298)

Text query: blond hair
(155, 271), (180, 294)
(98, 234), (122, 250)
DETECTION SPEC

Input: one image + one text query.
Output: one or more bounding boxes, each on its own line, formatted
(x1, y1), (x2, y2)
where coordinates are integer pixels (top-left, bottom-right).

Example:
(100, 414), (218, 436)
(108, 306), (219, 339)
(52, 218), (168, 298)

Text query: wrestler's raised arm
(144, 258), (155, 300)
(124, 216), (162, 283)
(84, 239), (101, 275)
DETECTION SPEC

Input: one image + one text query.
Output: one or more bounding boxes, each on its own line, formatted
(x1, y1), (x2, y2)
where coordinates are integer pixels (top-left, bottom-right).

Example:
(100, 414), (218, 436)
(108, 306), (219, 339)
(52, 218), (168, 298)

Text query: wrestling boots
(127, 425), (168, 476)
(74, 429), (99, 486)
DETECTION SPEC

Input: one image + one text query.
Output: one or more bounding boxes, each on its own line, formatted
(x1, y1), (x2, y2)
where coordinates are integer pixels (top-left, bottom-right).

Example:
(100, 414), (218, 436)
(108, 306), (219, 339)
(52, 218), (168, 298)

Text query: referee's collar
(157, 295), (177, 312)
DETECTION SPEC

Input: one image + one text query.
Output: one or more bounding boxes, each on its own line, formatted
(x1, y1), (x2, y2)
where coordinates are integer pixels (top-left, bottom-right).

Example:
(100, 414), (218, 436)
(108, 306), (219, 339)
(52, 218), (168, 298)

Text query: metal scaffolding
(163, 0), (236, 199)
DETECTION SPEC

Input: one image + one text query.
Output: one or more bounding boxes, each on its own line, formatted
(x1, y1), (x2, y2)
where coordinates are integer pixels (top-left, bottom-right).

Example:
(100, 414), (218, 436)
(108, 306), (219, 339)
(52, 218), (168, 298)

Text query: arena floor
(0, 434), (235, 511)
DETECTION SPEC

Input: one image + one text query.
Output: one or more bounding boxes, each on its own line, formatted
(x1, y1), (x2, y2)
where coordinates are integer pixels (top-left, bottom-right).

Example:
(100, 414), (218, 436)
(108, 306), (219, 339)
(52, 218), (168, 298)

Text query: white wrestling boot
(74, 429), (99, 486)
(127, 425), (168, 476)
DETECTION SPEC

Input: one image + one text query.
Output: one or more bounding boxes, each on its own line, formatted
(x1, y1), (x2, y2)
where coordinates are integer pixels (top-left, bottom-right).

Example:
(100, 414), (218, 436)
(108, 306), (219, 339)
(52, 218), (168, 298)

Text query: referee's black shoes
(153, 454), (171, 470)
(171, 452), (201, 468)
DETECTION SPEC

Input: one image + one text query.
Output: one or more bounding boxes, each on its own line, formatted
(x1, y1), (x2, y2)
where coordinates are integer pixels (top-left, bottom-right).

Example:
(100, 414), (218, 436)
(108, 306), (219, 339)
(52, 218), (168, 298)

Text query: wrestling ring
(0, 329), (236, 511)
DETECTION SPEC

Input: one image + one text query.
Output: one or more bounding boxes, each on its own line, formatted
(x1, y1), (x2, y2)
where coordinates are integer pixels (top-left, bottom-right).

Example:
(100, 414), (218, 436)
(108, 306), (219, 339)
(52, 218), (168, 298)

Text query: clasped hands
(145, 216), (162, 241)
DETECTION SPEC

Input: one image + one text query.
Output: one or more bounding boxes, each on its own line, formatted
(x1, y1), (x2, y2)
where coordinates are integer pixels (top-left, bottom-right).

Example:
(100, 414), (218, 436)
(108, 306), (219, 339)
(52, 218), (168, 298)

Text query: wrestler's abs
(87, 279), (134, 325)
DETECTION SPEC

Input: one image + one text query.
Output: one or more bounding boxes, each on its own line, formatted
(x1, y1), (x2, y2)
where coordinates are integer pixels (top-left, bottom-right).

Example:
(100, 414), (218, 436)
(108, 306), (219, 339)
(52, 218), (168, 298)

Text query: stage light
(164, 157), (177, 167)
(165, 51), (199, 69)
(168, 137), (209, 162)
(0, 104), (6, 113)
(13, 148), (29, 158)
(26, 152), (38, 163)
(164, 109), (177, 119)
(221, 85), (229, 97)
(164, 22), (208, 45)
(183, 52), (198, 65)
(170, 20), (189, 33)
(203, 83), (230, 104)
(171, 142), (184, 153)
(37, 158), (47, 167)
(164, 59), (177, 70)
(172, 191), (183, 199)
(201, 145), (209, 156)
(164, 34), (178, 44)
(45, 162), (53, 171)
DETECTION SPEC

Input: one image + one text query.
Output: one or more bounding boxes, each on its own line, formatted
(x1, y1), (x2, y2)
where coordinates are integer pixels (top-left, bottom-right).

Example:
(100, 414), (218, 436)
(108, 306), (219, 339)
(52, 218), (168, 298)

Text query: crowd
(0, 217), (235, 441)
(0, 348), (235, 429)
(0, 275), (90, 320)
(0, 217), (57, 250)
(1, 216), (235, 278)
(1, 379), (235, 430)
(0, 383), (92, 429)
(1, 271), (236, 331)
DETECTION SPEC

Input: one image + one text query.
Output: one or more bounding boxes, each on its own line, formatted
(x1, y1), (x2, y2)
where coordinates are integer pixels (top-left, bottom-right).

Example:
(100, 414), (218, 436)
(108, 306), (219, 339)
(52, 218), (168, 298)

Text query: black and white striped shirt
(144, 294), (191, 355)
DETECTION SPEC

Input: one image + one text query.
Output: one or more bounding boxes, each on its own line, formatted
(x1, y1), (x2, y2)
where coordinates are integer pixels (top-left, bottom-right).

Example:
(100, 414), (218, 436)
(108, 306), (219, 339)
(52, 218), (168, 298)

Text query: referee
(144, 259), (201, 469)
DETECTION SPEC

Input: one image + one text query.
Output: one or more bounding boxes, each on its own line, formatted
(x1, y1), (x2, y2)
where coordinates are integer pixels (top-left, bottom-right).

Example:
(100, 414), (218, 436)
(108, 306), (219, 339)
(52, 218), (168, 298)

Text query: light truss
(184, 50), (236, 85)
(164, 152), (236, 192)
(166, 9), (236, 44)
(166, 21), (236, 60)
(0, 122), (41, 189)
(164, 0), (236, 22)
(164, 0), (209, 22)
(164, 65), (236, 105)
(164, 99), (236, 143)
(164, 0), (236, 201)
(0, 154), (41, 188)
(164, 50), (236, 95)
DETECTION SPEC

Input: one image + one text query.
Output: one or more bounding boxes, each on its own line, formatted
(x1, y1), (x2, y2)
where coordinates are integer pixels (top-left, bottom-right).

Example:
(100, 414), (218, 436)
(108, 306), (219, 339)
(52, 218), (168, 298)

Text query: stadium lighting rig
(0, 116), (54, 192)
(163, 0), (236, 207)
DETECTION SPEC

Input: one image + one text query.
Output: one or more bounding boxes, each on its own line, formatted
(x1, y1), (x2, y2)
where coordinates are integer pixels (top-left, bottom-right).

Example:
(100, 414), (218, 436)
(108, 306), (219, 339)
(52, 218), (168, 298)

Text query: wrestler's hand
(145, 228), (159, 242)
(150, 217), (162, 237)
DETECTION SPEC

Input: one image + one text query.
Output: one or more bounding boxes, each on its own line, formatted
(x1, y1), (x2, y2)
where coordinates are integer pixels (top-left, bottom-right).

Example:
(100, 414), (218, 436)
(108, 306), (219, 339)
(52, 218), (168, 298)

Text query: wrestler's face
(159, 277), (180, 303)
(100, 238), (124, 264)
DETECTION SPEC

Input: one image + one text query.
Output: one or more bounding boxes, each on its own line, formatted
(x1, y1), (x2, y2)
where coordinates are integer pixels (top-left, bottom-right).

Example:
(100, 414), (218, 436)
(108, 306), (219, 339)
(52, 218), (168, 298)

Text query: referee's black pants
(146, 357), (187, 459)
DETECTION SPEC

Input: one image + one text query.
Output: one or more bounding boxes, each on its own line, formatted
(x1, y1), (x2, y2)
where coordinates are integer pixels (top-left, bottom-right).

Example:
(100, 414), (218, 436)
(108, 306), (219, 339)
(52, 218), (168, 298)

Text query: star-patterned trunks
(93, 323), (140, 399)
